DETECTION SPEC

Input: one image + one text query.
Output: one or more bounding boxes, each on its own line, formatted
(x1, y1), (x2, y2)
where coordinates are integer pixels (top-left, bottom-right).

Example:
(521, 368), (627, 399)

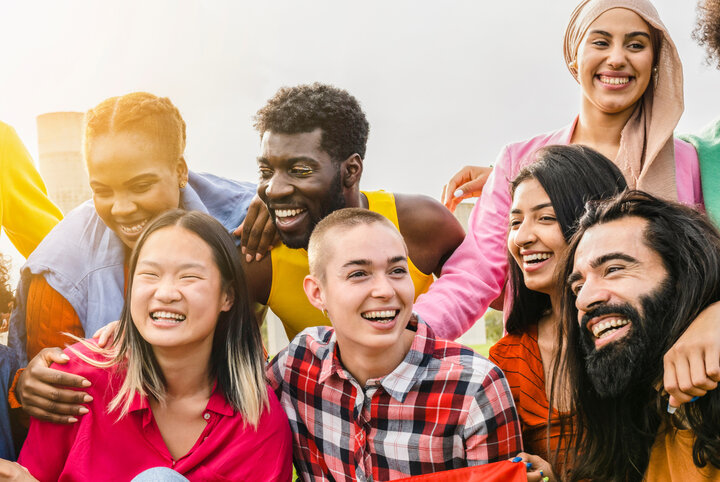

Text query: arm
(0, 124), (63, 258)
(414, 146), (514, 339)
(395, 194), (465, 276)
(234, 195), (278, 262)
(464, 365), (523, 464)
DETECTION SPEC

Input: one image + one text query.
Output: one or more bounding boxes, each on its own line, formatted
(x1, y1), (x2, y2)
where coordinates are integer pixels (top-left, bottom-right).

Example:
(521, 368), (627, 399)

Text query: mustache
(580, 303), (640, 330)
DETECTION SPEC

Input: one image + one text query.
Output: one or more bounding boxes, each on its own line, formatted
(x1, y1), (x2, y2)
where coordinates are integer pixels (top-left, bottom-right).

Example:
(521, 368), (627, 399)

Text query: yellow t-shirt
(267, 190), (434, 340)
(0, 121), (62, 257)
(644, 426), (719, 481)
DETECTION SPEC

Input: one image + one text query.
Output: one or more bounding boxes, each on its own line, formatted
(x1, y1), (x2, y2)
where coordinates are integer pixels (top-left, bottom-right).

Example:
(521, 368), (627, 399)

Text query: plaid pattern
(267, 315), (522, 482)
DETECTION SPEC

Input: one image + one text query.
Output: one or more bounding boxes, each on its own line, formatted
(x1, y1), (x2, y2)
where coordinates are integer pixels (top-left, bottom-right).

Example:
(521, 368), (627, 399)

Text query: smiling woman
(17, 210), (292, 480)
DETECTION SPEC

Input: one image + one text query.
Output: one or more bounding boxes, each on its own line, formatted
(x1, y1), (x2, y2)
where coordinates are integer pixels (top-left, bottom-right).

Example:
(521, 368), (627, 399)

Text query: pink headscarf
(563, 0), (683, 200)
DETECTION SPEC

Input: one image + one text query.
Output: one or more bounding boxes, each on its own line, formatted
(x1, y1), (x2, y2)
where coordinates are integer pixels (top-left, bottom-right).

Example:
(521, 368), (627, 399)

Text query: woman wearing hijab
(414, 0), (704, 340)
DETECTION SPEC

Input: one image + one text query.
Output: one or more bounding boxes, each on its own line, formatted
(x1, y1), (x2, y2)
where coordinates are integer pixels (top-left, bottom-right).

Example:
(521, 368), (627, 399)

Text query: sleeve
(25, 276), (84, 360)
(0, 125), (63, 258)
(414, 146), (514, 340)
(464, 366), (523, 464)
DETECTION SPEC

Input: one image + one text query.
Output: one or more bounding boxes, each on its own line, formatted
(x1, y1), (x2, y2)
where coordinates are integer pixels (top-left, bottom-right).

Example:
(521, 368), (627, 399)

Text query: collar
(317, 314), (436, 403)
(129, 381), (234, 419)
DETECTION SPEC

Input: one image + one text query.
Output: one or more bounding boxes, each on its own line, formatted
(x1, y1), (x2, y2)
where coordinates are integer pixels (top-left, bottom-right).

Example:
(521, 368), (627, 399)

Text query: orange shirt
(489, 326), (567, 469)
(25, 275), (85, 360)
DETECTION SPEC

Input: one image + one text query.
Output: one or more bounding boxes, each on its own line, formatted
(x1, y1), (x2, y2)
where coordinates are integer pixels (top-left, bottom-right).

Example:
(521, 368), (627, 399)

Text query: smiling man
(243, 83), (465, 339)
(557, 191), (720, 481)
(267, 208), (521, 481)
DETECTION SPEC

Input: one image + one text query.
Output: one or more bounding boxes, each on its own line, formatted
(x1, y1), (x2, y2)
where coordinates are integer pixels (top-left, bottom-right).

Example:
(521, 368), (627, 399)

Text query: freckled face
(87, 130), (187, 249)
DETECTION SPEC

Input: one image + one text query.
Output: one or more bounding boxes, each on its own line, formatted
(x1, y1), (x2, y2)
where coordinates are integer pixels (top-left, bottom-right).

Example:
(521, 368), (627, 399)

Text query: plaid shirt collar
(317, 313), (435, 403)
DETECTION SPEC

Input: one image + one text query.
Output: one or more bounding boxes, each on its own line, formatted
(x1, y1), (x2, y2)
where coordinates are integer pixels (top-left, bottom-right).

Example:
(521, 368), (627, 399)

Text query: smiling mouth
(361, 310), (400, 324)
(119, 219), (148, 235)
(151, 311), (186, 323)
(591, 317), (630, 339)
(523, 253), (552, 264)
(598, 75), (631, 86)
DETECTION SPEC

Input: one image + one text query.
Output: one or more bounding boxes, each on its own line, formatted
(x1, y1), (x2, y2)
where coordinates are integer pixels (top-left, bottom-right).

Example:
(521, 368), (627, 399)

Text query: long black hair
(555, 191), (720, 480)
(505, 144), (627, 334)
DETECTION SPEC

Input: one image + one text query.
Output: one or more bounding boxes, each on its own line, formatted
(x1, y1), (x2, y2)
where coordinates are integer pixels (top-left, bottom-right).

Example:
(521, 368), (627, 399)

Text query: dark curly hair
(695, 0), (720, 69)
(253, 83), (370, 162)
(0, 256), (14, 314)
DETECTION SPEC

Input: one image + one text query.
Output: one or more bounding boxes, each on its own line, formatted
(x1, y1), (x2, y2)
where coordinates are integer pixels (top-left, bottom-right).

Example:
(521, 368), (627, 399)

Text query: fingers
(441, 166), (492, 210)
(665, 348), (719, 409)
(245, 204), (277, 262)
(239, 196), (262, 254)
(93, 321), (119, 348)
(510, 452), (554, 482)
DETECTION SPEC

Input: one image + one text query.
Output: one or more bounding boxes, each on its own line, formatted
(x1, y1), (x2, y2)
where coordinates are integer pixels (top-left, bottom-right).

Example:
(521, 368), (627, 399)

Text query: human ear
(303, 275), (326, 311)
(220, 287), (234, 312)
(176, 157), (189, 185)
(341, 154), (363, 188)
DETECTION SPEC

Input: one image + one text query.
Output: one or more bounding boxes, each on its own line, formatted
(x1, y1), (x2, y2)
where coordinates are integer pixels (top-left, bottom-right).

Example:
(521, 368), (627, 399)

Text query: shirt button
(203, 412), (211, 420)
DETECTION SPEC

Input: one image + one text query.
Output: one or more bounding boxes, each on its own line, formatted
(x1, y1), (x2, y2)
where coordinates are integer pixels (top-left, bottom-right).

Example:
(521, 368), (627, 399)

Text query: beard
(280, 167), (346, 250)
(579, 280), (674, 399)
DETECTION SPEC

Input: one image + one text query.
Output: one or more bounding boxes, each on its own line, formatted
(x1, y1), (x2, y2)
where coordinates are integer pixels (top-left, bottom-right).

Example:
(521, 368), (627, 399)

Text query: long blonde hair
(72, 210), (269, 427)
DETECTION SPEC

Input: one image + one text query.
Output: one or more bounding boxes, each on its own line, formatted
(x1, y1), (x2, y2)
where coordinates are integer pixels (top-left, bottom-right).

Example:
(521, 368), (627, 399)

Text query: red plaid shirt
(267, 315), (522, 482)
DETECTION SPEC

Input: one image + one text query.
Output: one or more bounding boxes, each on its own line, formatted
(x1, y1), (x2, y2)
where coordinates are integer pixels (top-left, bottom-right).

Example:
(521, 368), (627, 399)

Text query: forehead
(325, 223), (407, 267)
(87, 130), (175, 178)
(588, 8), (651, 34)
(511, 178), (551, 210)
(573, 216), (660, 272)
(138, 226), (213, 263)
(259, 128), (330, 163)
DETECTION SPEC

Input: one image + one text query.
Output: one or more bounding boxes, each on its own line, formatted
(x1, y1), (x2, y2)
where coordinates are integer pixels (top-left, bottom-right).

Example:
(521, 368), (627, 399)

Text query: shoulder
(502, 126), (570, 162)
(430, 337), (509, 389)
(394, 193), (460, 232)
(287, 326), (335, 360)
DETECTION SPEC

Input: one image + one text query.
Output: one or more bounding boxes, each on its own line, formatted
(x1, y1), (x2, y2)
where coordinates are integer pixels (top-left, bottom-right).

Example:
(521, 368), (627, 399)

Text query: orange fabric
(7, 368), (23, 409)
(645, 426), (720, 481)
(25, 275), (84, 360)
(391, 461), (526, 482)
(489, 326), (566, 466)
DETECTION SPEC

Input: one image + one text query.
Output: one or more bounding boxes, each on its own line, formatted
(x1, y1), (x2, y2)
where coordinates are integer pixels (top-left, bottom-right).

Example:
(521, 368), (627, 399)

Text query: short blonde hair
(307, 208), (405, 281)
(83, 92), (186, 165)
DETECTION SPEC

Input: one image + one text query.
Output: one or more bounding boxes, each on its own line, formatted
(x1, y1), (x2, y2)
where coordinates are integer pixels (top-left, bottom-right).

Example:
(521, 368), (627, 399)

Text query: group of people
(0, 0), (719, 480)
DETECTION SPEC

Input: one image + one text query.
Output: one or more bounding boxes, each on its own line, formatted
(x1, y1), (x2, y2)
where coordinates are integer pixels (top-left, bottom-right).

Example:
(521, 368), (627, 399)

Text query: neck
(153, 345), (213, 399)
(572, 99), (638, 160)
(346, 187), (365, 209)
(336, 324), (415, 387)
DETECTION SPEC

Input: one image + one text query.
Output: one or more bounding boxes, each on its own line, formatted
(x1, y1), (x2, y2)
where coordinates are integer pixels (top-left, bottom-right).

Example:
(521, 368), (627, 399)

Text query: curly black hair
(0, 256), (14, 315)
(695, 0), (720, 69)
(253, 83), (370, 162)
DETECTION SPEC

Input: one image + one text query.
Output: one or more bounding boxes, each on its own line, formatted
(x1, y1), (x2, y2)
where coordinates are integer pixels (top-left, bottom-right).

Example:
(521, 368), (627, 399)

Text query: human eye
(131, 182), (154, 193)
(347, 270), (368, 280)
(258, 166), (273, 180)
(627, 40), (647, 51)
(605, 265), (625, 276)
(509, 217), (522, 229)
(571, 282), (583, 296)
(591, 38), (610, 47)
(91, 186), (112, 197)
(389, 266), (408, 277)
(136, 270), (159, 279)
(540, 214), (557, 223)
(290, 165), (313, 176)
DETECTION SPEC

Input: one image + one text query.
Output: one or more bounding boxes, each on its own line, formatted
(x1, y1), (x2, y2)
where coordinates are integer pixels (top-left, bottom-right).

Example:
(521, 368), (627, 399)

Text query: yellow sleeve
(0, 122), (63, 258)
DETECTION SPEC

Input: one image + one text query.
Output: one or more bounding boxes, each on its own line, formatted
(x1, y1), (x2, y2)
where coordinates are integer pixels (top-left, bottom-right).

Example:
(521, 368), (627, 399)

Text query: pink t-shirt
(19, 342), (292, 482)
(414, 120), (703, 340)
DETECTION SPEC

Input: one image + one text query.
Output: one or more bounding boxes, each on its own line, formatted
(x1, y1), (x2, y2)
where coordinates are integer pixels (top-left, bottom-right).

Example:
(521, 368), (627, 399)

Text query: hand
(17, 348), (92, 424)
(234, 195), (279, 262)
(510, 452), (556, 482)
(92, 320), (120, 348)
(440, 165), (493, 212)
(664, 301), (720, 409)
(0, 460), (39, 481)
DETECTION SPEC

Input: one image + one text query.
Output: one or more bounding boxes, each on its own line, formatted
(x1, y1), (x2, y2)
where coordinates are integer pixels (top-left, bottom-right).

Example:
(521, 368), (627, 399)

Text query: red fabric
(392, 460), (526, 482)
(19, 342), (293, 481)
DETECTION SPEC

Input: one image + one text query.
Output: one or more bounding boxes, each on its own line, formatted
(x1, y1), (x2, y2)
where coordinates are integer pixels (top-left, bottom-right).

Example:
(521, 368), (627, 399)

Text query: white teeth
(151, 311), (186, 323)
(275, 209), (306, 218)
(523, 253), (552, 263)
(119, 219), (148, 234)
(362, 310), (399, 323)
(592, 318), (629, 338)
(599, 75), (630, 85)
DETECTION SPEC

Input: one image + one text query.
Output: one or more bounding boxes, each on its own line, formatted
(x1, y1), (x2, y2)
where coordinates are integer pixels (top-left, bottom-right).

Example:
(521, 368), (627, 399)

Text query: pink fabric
(414, 120), (702, 340)
(19, 342), (293, 482)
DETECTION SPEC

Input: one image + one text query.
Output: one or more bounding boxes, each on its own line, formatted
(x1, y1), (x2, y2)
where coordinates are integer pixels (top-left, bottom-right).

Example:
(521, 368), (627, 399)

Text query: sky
(1, 0), (719, 270)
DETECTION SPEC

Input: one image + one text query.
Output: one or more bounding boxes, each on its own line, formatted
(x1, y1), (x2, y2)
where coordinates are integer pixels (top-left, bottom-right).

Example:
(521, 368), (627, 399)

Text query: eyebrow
(137, 260), (207, 271)
(342, 255), (407, 268)
(257, 156), (319, 165)
(510, 202), (553, 215)
(567, 252), (639, 285)
(589, 29), (651, 41)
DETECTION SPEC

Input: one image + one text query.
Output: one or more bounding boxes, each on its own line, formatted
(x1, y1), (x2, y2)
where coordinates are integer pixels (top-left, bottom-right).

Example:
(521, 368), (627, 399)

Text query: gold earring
(179, 179), (187, 189)
(568, 59), (578, 71)
(322, 309), (328, 318)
